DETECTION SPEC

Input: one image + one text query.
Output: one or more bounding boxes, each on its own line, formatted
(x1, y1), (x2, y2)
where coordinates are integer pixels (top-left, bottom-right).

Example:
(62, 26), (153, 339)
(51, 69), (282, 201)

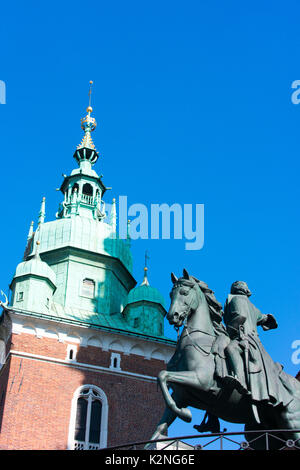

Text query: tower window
(81, 279), (95, 299)
(81, 183), (94, 205)
(67, 345), (77, 361)
(110, 352), (121, 370)
(72, 183), (79, 194)
(74, 394), (101, 444)
(134, 317), (139, 328)
(82, 183), (93, 196)
(75, 397), (88, 442)
(69, 385), (108, 450)
(16, 292), (24, 302)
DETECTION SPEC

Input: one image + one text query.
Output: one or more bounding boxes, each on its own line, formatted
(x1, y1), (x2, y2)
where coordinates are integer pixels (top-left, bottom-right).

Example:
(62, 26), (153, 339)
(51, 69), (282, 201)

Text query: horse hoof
(181, 408), (192, 423)
(144, 433), (168, 450)
(144, 442), (155, 450)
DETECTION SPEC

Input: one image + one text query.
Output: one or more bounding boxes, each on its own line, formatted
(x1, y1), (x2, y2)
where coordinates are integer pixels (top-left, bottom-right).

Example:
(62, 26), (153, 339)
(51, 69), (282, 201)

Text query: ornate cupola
(10, 236), (57, 314)
(123, 259), (166, 337)
(73, 85), (99, 169)
(56, 82), (107, 221)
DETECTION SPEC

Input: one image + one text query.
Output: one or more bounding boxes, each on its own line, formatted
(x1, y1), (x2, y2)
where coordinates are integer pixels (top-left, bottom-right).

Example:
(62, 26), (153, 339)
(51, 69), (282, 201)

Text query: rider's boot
(194, 412), (220, 433)
(224, 347), (250, 395)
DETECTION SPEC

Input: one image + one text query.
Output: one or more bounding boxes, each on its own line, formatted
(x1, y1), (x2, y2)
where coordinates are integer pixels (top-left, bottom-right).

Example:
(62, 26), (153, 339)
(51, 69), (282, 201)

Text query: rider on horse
(222, 281), (292, 407)
(195, 280), (294, 433)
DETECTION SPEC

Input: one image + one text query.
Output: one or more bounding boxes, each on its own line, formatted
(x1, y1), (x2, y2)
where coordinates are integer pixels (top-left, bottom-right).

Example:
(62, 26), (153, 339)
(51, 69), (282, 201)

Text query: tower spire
(57, 82), (107, 222)
(74, 81), (99, 167)
(27, 221), (34, 241)
(88, 79), (93, 110)
(38, 197), (46, 226)
(141, 251), (150, 286)
(110, 198), (117, 236)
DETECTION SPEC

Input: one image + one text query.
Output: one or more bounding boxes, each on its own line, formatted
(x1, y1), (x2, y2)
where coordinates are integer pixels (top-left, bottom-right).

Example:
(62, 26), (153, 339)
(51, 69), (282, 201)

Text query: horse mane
(190, 276), (223, 323)
(174, 275), (223, 320)
(172, 272), (228, 336)
(189, 276), (228, 337)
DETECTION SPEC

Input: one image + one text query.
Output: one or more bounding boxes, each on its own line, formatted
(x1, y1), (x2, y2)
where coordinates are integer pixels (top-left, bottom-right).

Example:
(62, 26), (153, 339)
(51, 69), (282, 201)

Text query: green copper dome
(127, 268), (165, 307)
(13, 251), (56, 288)
(127, 284), (165, 307)
(33, 217), (133, 275)
(124, 268), (166, 337)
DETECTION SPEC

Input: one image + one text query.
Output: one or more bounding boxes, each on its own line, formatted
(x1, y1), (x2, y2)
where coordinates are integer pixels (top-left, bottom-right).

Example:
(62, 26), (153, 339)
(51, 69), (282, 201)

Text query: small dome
(14, 255), (56, 287)
(127, 284), (165, 307)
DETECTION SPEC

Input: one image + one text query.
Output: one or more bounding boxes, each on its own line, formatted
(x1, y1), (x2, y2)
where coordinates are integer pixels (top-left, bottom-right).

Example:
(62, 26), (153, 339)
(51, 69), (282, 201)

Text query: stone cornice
(9, 309), (176, 363)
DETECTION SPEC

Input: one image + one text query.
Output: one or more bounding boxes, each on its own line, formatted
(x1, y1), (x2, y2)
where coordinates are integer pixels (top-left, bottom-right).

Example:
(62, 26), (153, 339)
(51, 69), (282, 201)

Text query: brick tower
(0, 86), (175, 450)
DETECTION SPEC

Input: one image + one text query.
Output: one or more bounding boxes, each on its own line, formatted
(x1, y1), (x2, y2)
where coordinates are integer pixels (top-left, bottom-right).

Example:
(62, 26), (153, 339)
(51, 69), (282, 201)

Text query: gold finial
(141, 266), (150, 286)
(36, 241), (40, 245)
(77, 81), (97, 151)
(87, 80), (93, 113)
(141, 251), (150, 286)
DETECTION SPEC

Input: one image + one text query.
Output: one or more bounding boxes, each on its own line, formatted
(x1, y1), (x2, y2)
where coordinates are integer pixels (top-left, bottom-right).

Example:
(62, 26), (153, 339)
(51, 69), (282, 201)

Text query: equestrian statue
(147, 270), (300, 449)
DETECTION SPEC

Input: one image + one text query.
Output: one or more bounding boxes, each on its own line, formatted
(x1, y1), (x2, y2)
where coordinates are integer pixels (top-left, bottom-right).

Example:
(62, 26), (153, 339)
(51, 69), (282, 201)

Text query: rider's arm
(257, 313), (278, 330)
(225, 297), (247, 331)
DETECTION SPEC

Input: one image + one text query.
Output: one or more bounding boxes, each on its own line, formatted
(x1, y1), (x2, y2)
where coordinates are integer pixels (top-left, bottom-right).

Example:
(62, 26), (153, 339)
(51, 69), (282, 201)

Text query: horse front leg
(158, 370), (200, 423)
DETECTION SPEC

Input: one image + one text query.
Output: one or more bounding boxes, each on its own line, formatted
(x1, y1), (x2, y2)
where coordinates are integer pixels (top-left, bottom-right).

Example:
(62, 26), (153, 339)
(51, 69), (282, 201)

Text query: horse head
(167, 269), (203, 328)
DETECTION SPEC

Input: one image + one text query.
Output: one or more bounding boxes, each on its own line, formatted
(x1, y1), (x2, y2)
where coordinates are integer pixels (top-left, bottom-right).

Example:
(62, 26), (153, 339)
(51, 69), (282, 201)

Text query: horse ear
(171, 272), (178, 284)
(183, 268), (190, 280)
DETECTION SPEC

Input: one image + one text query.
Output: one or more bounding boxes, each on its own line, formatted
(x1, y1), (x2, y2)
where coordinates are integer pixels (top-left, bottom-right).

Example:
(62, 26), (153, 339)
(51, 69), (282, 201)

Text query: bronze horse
(148, 270), (300, 449)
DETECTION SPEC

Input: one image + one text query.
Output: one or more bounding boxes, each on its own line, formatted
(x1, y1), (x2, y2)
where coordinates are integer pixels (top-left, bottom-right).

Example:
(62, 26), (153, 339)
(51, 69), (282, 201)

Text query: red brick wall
(0, 332), (167, 450)
(10, 333), (167, 378)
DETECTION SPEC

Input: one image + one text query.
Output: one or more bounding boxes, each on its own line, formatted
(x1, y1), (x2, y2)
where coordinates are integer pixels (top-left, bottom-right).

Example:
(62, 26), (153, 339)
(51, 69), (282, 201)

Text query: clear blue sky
(1, 0), (300, 443)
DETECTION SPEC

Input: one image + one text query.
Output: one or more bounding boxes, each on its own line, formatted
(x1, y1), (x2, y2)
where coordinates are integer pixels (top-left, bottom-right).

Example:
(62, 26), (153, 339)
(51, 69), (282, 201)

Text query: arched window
(68, 385), (108, 450)
(82, 183), (94, 205)
(66, 344), (77, 361)
(82, 183), (93, 196)
(72, 183), (79, 194)
(70, 184), (79, 204)
(110, 352), (121, 370)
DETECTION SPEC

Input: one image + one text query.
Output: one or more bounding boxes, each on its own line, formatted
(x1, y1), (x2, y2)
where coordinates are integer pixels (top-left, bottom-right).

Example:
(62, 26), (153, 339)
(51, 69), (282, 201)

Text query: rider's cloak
(223, 294), (293, 407)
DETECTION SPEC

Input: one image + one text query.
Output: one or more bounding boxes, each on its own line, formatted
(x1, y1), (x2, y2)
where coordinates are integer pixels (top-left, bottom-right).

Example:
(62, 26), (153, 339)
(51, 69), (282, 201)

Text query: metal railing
(103, 429), (300, 451)
(81, 194), (94, 205)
